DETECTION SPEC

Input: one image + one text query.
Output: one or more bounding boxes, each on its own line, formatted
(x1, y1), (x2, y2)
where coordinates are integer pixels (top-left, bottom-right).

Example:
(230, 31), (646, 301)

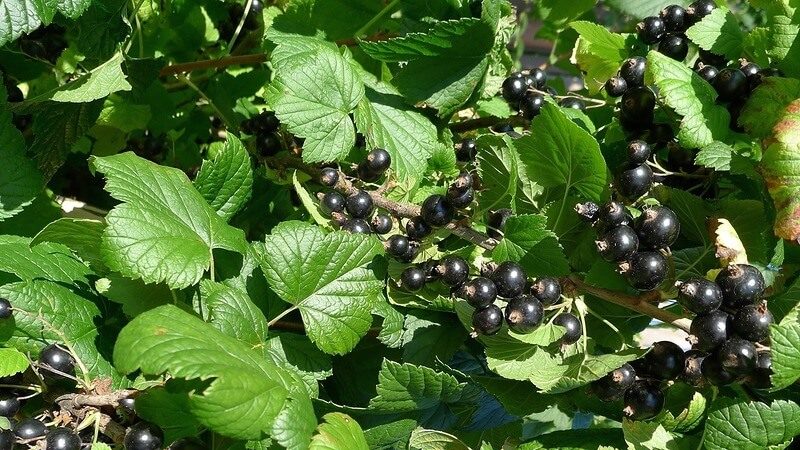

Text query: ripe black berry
(604, 76), (628, 98)
(421, 195), (455, 227)
(660, 5), (686, 32)
(591, 363), (636, 401)
(370, 214), (393, 234)
(357, 162), (381, 182)
(554, 312), (582, 344)
(342, 219), (371, 234)
(697, 65), (719, 83)
(447, 188), (474, 209)
(0, 298), (11, 319)
(46, 427), (81, 450)
(574, 202), (600, 223)
(682, 350), (706, 386)
(525, 68), (547, 89)
(700, 351), (737, 386)
(0, 395), (20, 417)
(595, 201), (633, 231)
(490, 261), (527, 298)
(366, 148), (391, 174)
(459, 277), (497, 309)
(386, 235), (409, 258)
(616, 164), (654, 200)
(620, 87), (656, 128)
(501, 74), (527, 106)
(436, 256), (470, 287)
(119, 397), (136, 415)
(559, 97), (586, 110)
(520, 92), (545, 119)
(472, 304), (503, 336)
(620, 252), (667, 291)
(487, 209), (513, 240)
(732, 303), (773, 342)
(405, 216), (432, 240)
(596, 225), (639, 262)
(675, 278), (722, 314)
(690, 310), (730, 351)
(658, 34), (689, 61)
(456, 139), (478, 162)
(746, 351), (772, 389)
(716, 264), (765, 308)
(644, 341), (685, 380)
(530, 278), (561, 305)
(39, 343), (75, 377)
(750, 67), (783, 88)
(319, 167), (339, 187)
(399, 241), (420, 263)
(14, 418), (47, 440)
(400, 267), (426, 292)
(714, 68), (748, 102)
(253, 111), (280, 133)
(637, 16), (665, 44)
(320, 191), (345, 217)
(620, 57), (647, 88)
(627, 140), (651, 165)
(740, 62), (760, 79)
(718, 337), (757, 375)
(504, 295), (543, 334)
(0, 430), (13, 450)
(345, 190), (374, 219)
(256, 133), (282, 156)
(449, 170), (474, 195)
(124, 422), (164, 450)
(623, 381), (664, 421)
(635, 206), (680, 250)
(687, 0), (716, 25)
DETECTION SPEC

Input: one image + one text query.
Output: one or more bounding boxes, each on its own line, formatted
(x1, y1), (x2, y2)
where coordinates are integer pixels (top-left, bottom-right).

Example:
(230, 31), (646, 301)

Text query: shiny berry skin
(256, 133), (282, 156)
(604, 76), (628, 98)
(447, 188), (474, 209)
(405, 216), (432, 240)
(740, 62), (760, 79)
(574, 202), (599, 223)
(559, 97), (585, 110)
(490, 261), (527, 298)
(620, 57), (646, 88)
(0, 298), (11, 319)
(690, 310), (730, 352)
(357, 162), (381, 182)
(14, 418), (47, 440)
(320, 191), (345, 217)
(46, 427), (81, 450)
(644, 341), (685, 380)
(675, 278), (722, 314)
(616, 164), (654, 200)
(487, 209), (513, 240)
(459, 277), (497, 309)
(386, 235), (409, 258)
(620, 87), (656, 128)
(457, 139), (478, 162)
(701, 351), (737, 386)
(716, 264), (765, 308)
(637, 16), (665, 44)
(718, 337), (757, 375)
(697, 65), (719, 83)
(0, 395), (20, 417)
(398, 241), (420, 263)
(595, 201), (632, 231)
(682, 350), (706, 386)
(420, 195), (455, 228)
(119, 397), (136, 415)
(531, 278), (561, 305)
(623, 381), (664, 421)
(124, 422), (164, 450)
(0, 430), (12, 450)
(687, 0), (716, 25)
(370, 214), (393, 235)
(449, 170), (474, 195)
(525, 68), (547, 89)
(504, 295), (543, 334)
(746, 351), (772, 389)
(635, 206), (680, 250)
(436, 256), (470, 287)
(714, 68), (749, 102)
(554, 312), (582, 344)
(501, 74), (527, 105)
(39, 343), (75, 377)
(627, 140), (651, 165)
(319, 167), (339, 187)
(520, 92), (545, 119)
(472, 304), (503, 336)
(345, 190), (374, 219)
(732, 303), (773, 342)
(660, 5), (686, 32)
(620, 252), (667, 291)
(400, 267), (426, 292)
(342, 219), (370, 234)
(658, 34), (689, 61)
(591, 363), (636, 401)
(366, 148), (391, 173)
(750, 67), (783, 88)
(596, 225), (639, 262)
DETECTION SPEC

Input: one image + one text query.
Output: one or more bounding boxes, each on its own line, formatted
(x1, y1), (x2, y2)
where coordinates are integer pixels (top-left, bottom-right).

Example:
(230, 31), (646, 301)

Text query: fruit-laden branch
(449, 115), (528, 133)
(56, 392), (133, 443)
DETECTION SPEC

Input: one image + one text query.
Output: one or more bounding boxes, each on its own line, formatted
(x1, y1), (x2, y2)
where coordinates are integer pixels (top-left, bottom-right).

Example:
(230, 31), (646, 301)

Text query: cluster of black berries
(605, 57), (659, 134)
(501, 69), (585, 120)
(218, 0), (264, 42)
(17, 25), (67, 63)
(241, 110), (282, 156)
(635, 1), (718, 62)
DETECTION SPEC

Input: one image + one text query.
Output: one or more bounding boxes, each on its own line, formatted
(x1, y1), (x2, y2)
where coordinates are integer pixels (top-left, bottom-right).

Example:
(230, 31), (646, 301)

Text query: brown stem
(159, 54), (267, 77)
(449, 115), (528, 134)
(55, 390), (136, 409)
(56, 393), (131, 444)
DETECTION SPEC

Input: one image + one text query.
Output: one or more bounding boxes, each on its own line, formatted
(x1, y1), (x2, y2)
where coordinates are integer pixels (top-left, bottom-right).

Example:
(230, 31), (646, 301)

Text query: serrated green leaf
(768, 14), (800, 78)
(359, 18), (484, 62)
(703, 399), (800, 450)
(310, 413), (369, 450)
(91, 444), (112, 450)
(113, 305), (316, 443)
(537, 0), (595, 29)
(694, 141), (733, 171)
(0, 348), (29, 377)
(408, 428), (470, 450)
(0, 83), (42, 220)
(31, 218), (105, 271)
(685, 8), (744, 60)
(91, 152), (247, 289)
(769, 308), (800, 390)
(29, 100), (103, 179)
(0, 0), (94, 46)
(258, 222), (384, 355)
(622, 420), (679, 450)
(519, 429), (626, 450)
(50, 52), (132, 103)
(605, 0), (690, 19)
(476, 135), (541, 214)
(401, 310), (467, 366)
(135, 387), (202, 442)
(194, 135), (253, 221)
(531, 349), (643, 394)
(97, 274), (171, 317)
(0, 236), (93, 286)
(265, 333), (332, 397)
(199, 280), (267, 349)
(372, 300), (404, 349)
(491, 214), (569, 277)
(570, 21), (628, 94)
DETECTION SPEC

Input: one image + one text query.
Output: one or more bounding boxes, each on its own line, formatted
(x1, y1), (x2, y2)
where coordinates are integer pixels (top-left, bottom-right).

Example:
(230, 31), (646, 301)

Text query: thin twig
(159, 54), (268, 77)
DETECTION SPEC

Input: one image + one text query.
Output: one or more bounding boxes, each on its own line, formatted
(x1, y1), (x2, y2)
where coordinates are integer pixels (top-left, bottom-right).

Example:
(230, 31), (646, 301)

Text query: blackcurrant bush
(345, 190), (374, 219)
(456, 139), (478, 162)
(319, 167), (339, 187)
(487, 209), (513, 240)
(39, 343), (75, 377)
(616, 164), (654, 200)
(46, 427), (81, 450)
(472, 304), (503, 336)
(675, 278), (723, 314)
(696, 64), (719, 83)
(718, 337), (757, 375)
(591, 363), (636, 401)
(405, 216), (432, 240)
(14, 418), (47, 440)
(732, 303), (773, 342)
(714, 68), (748, 102)
(604, 76), (628, 98)
(554, 312), (582, 344)
(436, 256), (470, 287)
(420, 195), (455, 227)
(501, 74), (527, 106)
(124, 422), (164, 450)
(0, 430), (12, 450)
(0, 395), (20, 417)
(342, 218), (371, 234)
(635, 206), (680, 250)
(490, 261), (527, 298)
(459, 277), (497, 309)
(366, 148), (391, 174)
(386, 235), (409, 258)
(687, 0), (716, 25)
(256, 133), (282, 156)
(520, 92), (545, 119)
(660, 5), (686, 32)
(447, 188), (474, 209)
(745, 351), (772, 389)
(596, 225), (639, 262)
(620, 87), (656, 128)
(682, 350), (706, 386)
(690, 310), (730, 351)
(0, 298), (11, 319)
(644, 341), (685, 380)
(574, 202), (600, 223)
(658, 34), (689, 61)
(620, 57), (647, 88)
(320, 191), (345, 217)
(525, 68), (547, 89)
(716, 264), (765, 308)
(559, 97), (585, 110)
(627, 140), (651, 165)
(637, 16), (665, 44)
(623, 380), (664, 421)
(530, 278), (562, 305)
(504, 295), (543, 334)
(620, 252), (667, 291)
(370, 214), (393, 235)
(595, 201), (633, 231)
(701, 350), (738, 386)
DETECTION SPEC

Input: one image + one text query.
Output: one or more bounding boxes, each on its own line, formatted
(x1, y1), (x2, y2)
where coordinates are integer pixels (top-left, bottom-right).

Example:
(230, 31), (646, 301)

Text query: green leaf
(408, 428), (470, 450)
(0, 236), (93, 286)
(97, 274), (172, 317)
(264, 333), (332, 397)
(769, 308), (800, 390)
(31, 218), (106, 271)
(570, 21), (628, 93)
(622, 420), (679, 450)
(113, 305), (316, 443)
(685, 8), (744, 61)
(258, 222), (384, 355)
(0, 0), (95, 46)
(135, 387), (202, 442)
(519, 429), (626, 450)
(0, 348), (29, 377)
(768, 14), (800, 78)
(0, 82), (42, 220)
(50, 52), (132, 103)
(310, 413), (369, 450)
(194, 135), (254, 221)
(491, 214), (569, 277)
(368, 360), (467, 414)
(199, 280), (267, 349)
(703, 399), (800, 450)
(605, 0), (690, 19)
(91, 152), (247, 289)
(740, 78), (800, 139)
(91, 444), (112, 450)
(359, 19), (484, 62)
(530, 349), (644, 394)
(537, 0), (595, 30)
(476, 135), (540, 214)
(694, 141), (733, 171)
(29, 100), (103, 179)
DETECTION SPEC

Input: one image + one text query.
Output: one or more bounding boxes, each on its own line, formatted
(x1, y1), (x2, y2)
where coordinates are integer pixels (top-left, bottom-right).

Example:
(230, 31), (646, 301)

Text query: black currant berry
(596, 225), (639, 262)
(644, 341), (686, 380)
(620, 252), (667, 291)
(716, 264), (765, 308)
(595, 201), (633, 231)
(490, 261), (527, 298)
(719, 337), (758, 375)
(714, 68), (748, 102)
(604, 76), (628, 98)
(14, 418), (47, 440)
(459, 277), (497, 309)
(472, 304), (503, 336)
(370, 214), (393, 234)
(658, 34), (689, 61)
(256, 133), (282, 156)
(740, 62), (760, 80)
(447, 188), (474, 209)
(574, 202), (600, 223)
(119, 397), (136, 415)
(637, 16), (666, 44)
(345, 191), (374, 219)
(253, 111), (280, 134)
(436, 256), (470, 287)
(648, 123), (675, 146)
(487, 209), (513, 240)
(616, 164), (654, 200)
(405, 216), (432, 240)
(399, 241), (420, 263)
(682, 350), (706, 386)
(635, 206), (680, 250)
(46, 427), (81, 450)
(449, 170), (474, 194)
(690, 310), (730, 351)
(559, 97), (586, 110)
(320, 191), (345, 217)
(591, 363), (636, 401)
(502, 74), (527, 103)
(456, 139), (478, 162)
(400, 267), (426, 292)
(0, 395), (20, 417)
(531, 278), (562, 305)
(357, 162), (381, 182)
(687, 0), (716, 25)
(701, 350), (737, 386)
(0, 430), (12, 450)
(525, 68), (547, 89)
(420, 195), (455, 228)
(675, 278), (722, 314)
(0, 298), (11, 319)
(627, 140), (651, 165)
(39, 343), (75, 377)
(366, 148), (391, 174)
(342, 219), (371, 234)
(386, 235), (409, 258)
(732, 303), (773, 342)
(520, 92), (545, 119)
(554, 312), (582, 344)
(319, 167), (339, 187)
(620, 87), (656, 128)
(504, 295), (544, 334)
(620, 57), (647, 88)
(750, 67), (783, 88)
(697, 65), (719, 83)
(660, 5), (686, 32)
(745, 351), (772, 389)
(124, 422), (163, 450)
(623, 380), (664, 421)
